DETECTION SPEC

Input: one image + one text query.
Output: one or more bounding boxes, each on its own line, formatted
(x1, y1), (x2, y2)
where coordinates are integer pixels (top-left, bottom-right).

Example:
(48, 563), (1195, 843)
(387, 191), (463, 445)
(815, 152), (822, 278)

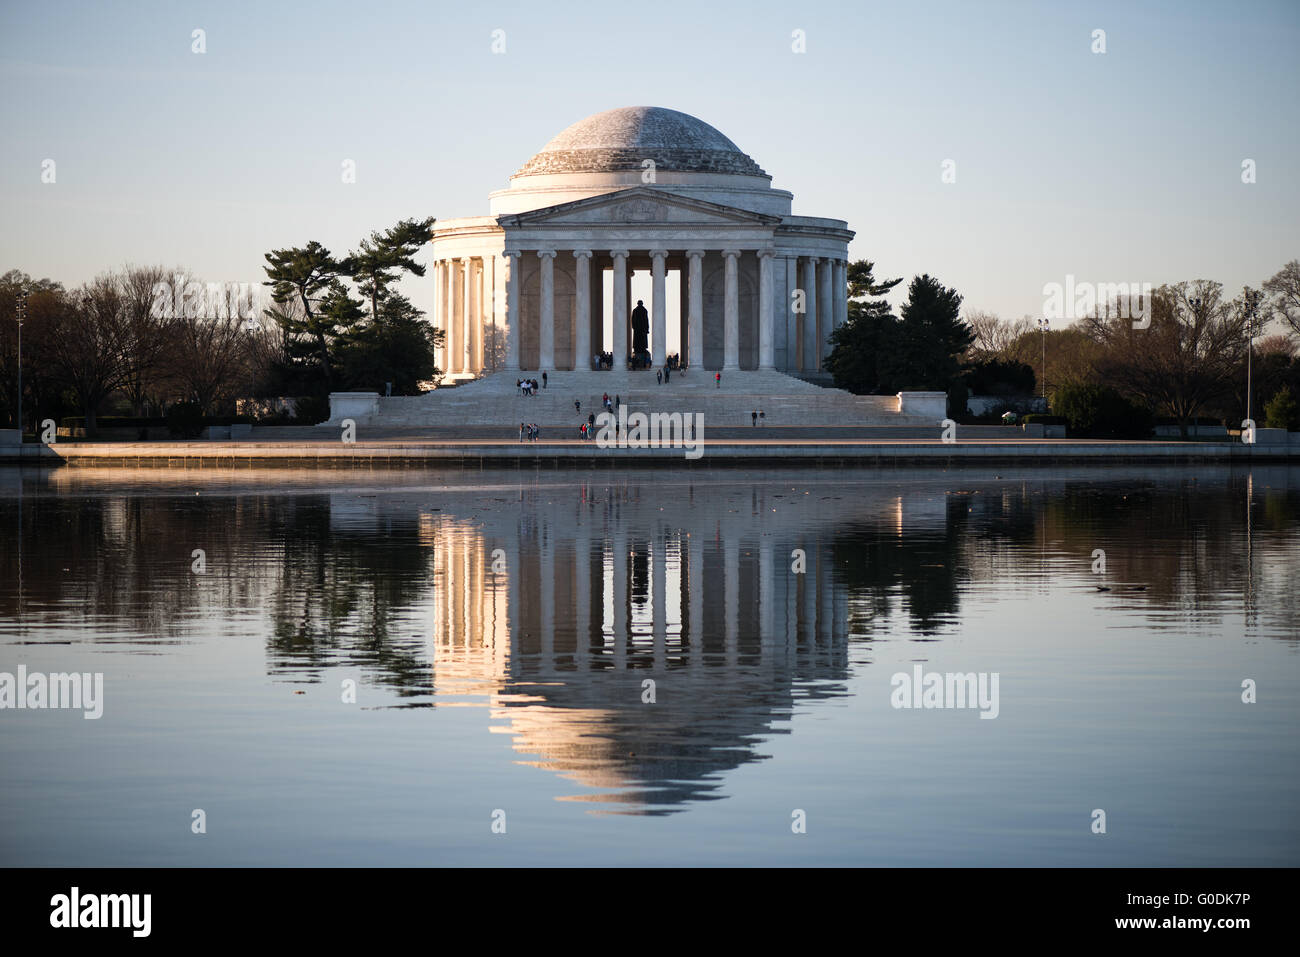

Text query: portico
(430, 107), (853, 378)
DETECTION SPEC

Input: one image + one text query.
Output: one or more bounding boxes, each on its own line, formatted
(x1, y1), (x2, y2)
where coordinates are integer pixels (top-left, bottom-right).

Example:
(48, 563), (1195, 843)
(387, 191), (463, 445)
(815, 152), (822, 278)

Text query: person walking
(615, 394), (621, 411)
(752, 410), (758, 427)
(656, 368), (663, 385)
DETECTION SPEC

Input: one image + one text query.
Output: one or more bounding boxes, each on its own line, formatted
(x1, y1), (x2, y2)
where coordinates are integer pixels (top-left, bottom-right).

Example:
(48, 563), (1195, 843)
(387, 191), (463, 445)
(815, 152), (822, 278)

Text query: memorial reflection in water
(421, 482), (858, 812)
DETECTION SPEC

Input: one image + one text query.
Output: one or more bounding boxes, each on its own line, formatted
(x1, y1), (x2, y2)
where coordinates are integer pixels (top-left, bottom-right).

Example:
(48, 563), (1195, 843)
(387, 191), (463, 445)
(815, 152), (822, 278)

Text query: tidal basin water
(1, 464), (1297, 867)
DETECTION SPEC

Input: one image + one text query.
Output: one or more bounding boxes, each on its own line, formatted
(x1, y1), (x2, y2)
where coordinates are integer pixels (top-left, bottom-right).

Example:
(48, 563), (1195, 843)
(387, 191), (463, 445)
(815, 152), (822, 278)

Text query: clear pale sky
(1, 0), (1297, 326)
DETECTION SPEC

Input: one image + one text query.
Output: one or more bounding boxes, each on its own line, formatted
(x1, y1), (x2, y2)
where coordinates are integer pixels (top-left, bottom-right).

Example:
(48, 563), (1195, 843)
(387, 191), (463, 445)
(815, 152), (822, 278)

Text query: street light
(15, 287), (25, 442)
(1036, 317), (1049, 403)
(1243, 288), (1263, 426)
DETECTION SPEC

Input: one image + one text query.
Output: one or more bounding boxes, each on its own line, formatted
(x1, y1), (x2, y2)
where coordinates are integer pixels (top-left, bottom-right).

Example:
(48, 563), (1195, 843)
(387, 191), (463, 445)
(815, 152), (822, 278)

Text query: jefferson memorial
(329, 107), (945, 428)
(429, 106), (852, 377)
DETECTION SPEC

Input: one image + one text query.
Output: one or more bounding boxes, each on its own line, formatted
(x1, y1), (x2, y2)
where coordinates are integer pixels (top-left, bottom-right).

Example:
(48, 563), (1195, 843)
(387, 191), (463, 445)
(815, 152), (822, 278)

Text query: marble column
(504, 251), (521, 372)
(611, 250), (629, 369)
(818, 257), (833, 369)
(758, 250), (775, 370)
(687, 250), (704, 370)
(723, 249), (740, 371)
(537, 250), (556, 371)
(678, 263), (689, 366)
(461, 257), (473, 374)
(472, 259), (485, 373)
(433, 260), (444, 371)
(574, 250), (592, 372)
(446, 260), (459, 374)
(834, 258), (848, 342)
(650, 249), (667, 368)
(802, 258), (819, 373)
(481, 256), (494, 372)
(785, 257), (799, 372)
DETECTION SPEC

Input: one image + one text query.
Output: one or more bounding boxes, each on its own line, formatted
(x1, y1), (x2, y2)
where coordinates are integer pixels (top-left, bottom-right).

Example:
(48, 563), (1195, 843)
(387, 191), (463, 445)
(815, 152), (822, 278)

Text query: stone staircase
(323, 370), (936, 430)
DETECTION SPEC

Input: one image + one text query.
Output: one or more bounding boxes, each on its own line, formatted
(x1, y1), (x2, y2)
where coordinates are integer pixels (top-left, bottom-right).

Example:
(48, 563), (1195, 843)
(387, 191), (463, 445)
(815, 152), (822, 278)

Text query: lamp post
(15, 287), (25, 442)
(1036, 317), (1049, 403)
(1243, 289), (1263, 426)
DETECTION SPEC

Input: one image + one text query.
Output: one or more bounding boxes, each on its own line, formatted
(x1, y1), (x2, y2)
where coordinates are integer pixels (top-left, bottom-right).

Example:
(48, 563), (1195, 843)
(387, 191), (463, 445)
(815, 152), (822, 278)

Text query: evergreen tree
(826, 259), (903, 394)
(342, 217), (435, 324)
(896, 274), (973, 392)
(263, 241), (345, 386)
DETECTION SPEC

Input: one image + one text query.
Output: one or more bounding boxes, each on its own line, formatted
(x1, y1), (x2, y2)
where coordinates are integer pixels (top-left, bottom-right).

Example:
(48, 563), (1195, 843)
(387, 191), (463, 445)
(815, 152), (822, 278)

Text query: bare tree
(168, 308), (252, 414)
(965, 310), (1036, 365)
(45, 274), (136, 432)
(1081, 281), (1248, 436)
(1256, 334), (1296, 357)
(117, 264), (175, 416)
(1263, 260), (1300, 337)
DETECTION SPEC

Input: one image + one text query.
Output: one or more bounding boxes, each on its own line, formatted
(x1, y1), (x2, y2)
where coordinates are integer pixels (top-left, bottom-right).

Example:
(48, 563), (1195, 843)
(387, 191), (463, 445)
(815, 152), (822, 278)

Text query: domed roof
(515, 106), (767, 178)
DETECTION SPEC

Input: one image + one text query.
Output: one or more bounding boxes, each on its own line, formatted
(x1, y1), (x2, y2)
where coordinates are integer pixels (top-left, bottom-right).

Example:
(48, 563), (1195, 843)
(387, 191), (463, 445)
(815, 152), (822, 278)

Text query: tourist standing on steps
(615, 394), (621, 411)
(716, 372), (721, 388)
(656, 369), (662, 385)
(664, 366), (670, 384)
(542, 371), (548, 389)
(752, 410), (757, 427)
(519, 423), (524, 442)
(574, 399), (581, 414)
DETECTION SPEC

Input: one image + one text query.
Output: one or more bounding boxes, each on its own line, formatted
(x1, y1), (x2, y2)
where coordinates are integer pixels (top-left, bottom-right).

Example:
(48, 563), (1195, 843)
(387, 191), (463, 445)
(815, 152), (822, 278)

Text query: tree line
(826, 259), (1300, 436)
(0, 217), (443, 434)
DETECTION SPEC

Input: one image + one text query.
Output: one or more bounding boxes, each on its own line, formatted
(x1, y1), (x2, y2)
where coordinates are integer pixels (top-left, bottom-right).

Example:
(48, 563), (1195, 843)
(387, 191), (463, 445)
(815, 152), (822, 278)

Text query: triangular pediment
(497, 187), (781, 228)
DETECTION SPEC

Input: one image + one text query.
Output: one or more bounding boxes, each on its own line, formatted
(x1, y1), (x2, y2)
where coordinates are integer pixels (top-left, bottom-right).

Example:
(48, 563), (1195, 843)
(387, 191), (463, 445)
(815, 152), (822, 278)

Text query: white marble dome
(515, 106), (767, 177)
(492, 106), (787, 217)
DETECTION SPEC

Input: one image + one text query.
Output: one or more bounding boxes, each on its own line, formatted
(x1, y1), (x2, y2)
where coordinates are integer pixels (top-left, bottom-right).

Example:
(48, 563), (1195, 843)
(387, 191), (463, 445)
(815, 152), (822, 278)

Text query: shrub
(1264, 386), (1300, 431)
(966, 358), (1036, 396)
(1052, 382), (1154, 438)
(292, 394), (331, 425)
(166, 402), (205, 438)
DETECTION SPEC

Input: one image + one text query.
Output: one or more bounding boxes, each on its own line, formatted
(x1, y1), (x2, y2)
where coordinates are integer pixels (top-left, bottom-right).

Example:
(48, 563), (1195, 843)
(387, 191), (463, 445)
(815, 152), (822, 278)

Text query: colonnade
(431, 248), (850, 375)
(431, 524), (849, 671)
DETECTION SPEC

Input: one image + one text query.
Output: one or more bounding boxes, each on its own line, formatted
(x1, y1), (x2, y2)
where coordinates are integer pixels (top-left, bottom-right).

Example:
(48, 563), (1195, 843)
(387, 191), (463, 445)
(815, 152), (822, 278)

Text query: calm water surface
(1, 465), (1297, 866)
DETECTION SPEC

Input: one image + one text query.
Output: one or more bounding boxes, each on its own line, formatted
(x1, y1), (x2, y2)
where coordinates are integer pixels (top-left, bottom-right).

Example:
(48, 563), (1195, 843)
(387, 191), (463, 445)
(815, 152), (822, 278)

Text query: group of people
(516, 374), (546, 395)
(519, 422), (541, 442)
(586, 352), (688, 373)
